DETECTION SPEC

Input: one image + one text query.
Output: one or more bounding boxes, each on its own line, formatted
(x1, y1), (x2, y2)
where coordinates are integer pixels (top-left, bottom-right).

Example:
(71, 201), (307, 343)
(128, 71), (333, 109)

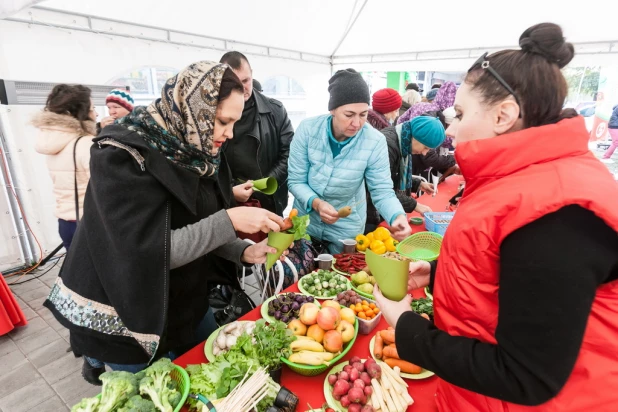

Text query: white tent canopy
(1, 0), (617, 270)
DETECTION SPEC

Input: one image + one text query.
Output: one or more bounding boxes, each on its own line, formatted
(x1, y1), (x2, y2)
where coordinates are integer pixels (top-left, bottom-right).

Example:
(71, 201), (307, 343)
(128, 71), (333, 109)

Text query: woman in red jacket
(374, 23), (618, 411)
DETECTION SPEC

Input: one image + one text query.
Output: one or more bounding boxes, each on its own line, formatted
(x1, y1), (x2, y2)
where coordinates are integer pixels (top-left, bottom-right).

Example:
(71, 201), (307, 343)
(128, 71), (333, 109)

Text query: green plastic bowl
(281, 316), (359, 376)
(409, 217), (424, 225)
(397, 231), (443, 261)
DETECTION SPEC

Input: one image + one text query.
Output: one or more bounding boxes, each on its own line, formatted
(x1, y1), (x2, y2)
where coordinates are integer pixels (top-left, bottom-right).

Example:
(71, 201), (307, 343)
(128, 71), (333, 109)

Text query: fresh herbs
(232, 319), (296, 371)
(289, 215), (310, 241)
(411, 297), (434, 318)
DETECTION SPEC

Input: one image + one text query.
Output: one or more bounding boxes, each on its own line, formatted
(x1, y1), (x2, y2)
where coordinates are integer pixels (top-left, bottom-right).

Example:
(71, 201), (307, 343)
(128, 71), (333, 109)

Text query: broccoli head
(117, 394), (156, 412)
(71, 396), (100, 412)
(138, 358), (184, 412)
(98, 371), (139, 412)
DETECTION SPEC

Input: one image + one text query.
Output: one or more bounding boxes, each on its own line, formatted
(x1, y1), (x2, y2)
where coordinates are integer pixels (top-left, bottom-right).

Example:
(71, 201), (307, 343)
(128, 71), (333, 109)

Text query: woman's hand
(414, 203), (432, 215)
(420, 182), (435, 194)
(438, 165), (461, 184)
(233, 181), (254, 203)
(373, 285), (413, 328)
(313, 198), (339, 225)
(100, 116), (115, 129)
(241, 239), (291, 265)
(408, 261), (431, 290)
(390, 214), (412, 240)
(227, 207), (284, 234)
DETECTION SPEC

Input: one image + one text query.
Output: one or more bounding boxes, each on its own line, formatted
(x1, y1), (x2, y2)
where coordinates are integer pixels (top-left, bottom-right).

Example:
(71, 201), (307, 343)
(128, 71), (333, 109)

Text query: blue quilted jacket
(288, 114), (405, 253)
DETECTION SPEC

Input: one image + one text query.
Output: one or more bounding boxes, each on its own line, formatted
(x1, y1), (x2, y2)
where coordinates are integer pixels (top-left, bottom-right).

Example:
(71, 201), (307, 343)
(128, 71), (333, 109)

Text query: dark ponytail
(45, 84), (92, 131)
(465, 23), (575, 128)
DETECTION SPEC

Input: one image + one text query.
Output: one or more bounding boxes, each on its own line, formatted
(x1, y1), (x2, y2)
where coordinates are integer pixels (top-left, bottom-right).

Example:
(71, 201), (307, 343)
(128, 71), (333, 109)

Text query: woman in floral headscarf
(44, 61), (286, 381)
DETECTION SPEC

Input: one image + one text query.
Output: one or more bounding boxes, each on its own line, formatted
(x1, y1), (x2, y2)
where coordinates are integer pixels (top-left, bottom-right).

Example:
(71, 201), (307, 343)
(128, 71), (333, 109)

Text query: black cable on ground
(8, 256), (63, 286)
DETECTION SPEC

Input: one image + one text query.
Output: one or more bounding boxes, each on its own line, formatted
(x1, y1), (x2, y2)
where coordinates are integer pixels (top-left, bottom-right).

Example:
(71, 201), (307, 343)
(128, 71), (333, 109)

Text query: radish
(343, 365), (353, 375)
(349, 356), (361, 365)
(333, 379), (350, 396)
(349, 368), (360, 382)
(353, 379), (366, 389)
(348, 387), (365, 404)
(328, 374), (338, 386)
(348, 404), (362, 412)
(339, 371), (350, 381)
(360, 372), (371, 386)
(366, 362), (382, 380)
(340, 395), (351, 407)
(364, 386), (373, 396)
(334, 393), (342, 401)
(360, 405), (375, 412)
(353, 362), (365, 372)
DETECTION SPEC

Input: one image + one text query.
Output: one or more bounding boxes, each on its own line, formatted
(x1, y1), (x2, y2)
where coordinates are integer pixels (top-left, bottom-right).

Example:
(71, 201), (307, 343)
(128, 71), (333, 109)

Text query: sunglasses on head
(468, 52), (522, 118)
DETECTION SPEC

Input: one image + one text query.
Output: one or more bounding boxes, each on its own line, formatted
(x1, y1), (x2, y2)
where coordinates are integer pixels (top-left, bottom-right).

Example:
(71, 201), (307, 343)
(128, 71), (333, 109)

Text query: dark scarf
(398, 121), (414, 191)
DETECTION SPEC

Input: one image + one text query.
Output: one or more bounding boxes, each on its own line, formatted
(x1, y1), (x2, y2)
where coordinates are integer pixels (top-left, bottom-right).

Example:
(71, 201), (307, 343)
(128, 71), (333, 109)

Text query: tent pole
(330, 0), (369, 59)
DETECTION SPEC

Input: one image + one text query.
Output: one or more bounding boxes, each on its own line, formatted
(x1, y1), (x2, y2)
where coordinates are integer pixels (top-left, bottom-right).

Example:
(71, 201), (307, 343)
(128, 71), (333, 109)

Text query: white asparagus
(371, 391), (379, 408)
(371, 378), (389, 412)
(380, 361), (408, 388)
(383, 369), (404, 395)
(389, 387), (404, 411)
(403, 392), (414, 406)
(381, 382), (398, 412)
(380, 372), (392, 390)
(392, 366), (409, 387)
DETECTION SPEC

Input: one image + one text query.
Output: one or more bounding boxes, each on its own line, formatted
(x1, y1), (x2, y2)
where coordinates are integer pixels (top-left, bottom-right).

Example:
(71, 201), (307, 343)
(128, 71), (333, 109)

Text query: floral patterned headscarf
(118, 61), (228, 176)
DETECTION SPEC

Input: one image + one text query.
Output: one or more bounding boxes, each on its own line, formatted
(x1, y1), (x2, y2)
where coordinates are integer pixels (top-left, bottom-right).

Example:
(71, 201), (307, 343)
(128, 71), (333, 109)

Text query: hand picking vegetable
(338, 206), (352, 218)
(212, 321), (256, 357)
(277, 210), (310, 241)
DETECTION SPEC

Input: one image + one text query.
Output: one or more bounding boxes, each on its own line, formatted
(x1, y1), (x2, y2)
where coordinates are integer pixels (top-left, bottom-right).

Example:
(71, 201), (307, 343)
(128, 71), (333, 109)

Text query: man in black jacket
(220, 52), (294, 215)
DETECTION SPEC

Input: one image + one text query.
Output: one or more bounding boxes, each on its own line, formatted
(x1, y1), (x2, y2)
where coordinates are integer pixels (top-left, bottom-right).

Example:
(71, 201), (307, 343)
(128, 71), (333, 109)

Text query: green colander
(396, 231), (443, 261)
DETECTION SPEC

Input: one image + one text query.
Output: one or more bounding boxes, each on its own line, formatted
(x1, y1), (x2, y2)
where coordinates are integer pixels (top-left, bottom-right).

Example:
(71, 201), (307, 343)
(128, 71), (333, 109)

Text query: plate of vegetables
(261, 292), (320, 324)
(204, 321), (255, 362)
(298, 270), (351, 299)
(369, 329), (434, 380)
(332, 253), (366, 276)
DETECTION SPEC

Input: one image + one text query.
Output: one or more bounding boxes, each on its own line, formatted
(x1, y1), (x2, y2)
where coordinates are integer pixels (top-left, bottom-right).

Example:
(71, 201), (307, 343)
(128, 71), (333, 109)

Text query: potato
(338, 206), (352, 218)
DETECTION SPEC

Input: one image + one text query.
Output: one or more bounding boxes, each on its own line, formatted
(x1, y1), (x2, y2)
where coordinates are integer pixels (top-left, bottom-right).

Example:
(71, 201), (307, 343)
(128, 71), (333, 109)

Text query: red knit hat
(372, 88), (402, 114)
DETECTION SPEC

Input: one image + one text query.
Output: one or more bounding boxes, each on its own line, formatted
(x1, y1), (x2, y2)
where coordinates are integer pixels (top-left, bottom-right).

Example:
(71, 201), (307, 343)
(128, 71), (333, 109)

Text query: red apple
(317, 307), (341, 331)
(323, 330), (344, 353)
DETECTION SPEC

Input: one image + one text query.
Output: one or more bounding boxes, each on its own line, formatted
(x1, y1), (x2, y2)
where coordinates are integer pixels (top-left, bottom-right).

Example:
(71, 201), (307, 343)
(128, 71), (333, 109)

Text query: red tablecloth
(174, 176), (463, 411)
(174, 284), (437, 412)
(0, 274), (28, 336)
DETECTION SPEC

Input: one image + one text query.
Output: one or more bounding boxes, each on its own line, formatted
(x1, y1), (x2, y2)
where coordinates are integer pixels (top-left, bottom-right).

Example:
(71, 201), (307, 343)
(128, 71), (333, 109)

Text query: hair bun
(519, 23), (574, 68)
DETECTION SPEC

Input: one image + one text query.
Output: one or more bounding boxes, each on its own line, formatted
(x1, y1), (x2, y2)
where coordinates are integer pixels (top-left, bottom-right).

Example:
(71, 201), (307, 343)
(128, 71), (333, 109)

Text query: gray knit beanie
(328, 69), (370, 110)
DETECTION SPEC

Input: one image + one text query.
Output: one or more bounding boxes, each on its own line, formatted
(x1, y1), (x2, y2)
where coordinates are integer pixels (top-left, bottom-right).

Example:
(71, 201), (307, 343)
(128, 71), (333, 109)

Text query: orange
(362, 305), (370, 312)
(369, 303), (376, 309)
(365, 310), (374, 318)
(362, 300), (369, 306)
(358, 312), (367, 319)
(373, 308), (380, 315)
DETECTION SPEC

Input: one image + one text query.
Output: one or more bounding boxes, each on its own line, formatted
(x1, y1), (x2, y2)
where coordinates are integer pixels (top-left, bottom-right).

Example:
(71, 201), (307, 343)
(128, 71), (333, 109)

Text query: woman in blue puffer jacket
(288, 69), (412, 253)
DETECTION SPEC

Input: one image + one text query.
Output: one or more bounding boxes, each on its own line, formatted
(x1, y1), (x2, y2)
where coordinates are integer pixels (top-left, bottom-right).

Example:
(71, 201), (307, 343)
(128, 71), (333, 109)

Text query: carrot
(374, 333), (384, 359)
(382, 345), (400, 360)
(384, 358), (422, 374)
(381, 329), (396, 345)
(289, 208), (298, 218)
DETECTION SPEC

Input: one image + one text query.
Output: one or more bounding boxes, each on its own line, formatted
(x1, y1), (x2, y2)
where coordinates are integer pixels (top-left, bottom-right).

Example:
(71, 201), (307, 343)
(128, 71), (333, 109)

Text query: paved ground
(1, 257), (264, 412)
